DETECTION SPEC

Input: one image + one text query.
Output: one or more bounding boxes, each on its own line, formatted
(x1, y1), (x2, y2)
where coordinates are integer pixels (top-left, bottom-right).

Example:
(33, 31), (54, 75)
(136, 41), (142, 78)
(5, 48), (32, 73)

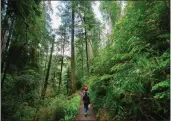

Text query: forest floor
(75, 91), (96, 121)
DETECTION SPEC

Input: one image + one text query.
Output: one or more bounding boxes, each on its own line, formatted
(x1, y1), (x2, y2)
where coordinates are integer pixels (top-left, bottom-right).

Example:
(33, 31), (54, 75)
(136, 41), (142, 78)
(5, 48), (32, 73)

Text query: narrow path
(75, 91), (96, 121)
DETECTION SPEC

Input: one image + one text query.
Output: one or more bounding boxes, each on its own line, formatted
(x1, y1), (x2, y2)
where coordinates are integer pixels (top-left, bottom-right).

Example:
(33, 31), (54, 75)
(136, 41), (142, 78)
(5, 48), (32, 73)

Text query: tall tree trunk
(1, 55), (10, 88)
(4, 14), (15, 54)
(1, 31), (8, 54)
(44, 50), (49, 76)
(82, 33), (84, 77)
(67, 67), (70, 95)
(1, 15), (15, 72)
(1, 6), (9, 51)
(84, 13), (89, 73)
(87, 38), (94, 63)
(108, 14), (112, 35)
(59, 33), (65, 93)
(71, 1), (76, 93)
(41, 35), (55, 100)
(59, 55), (63, 93)
(25, 23), (29, 44)
(83, 2), (89, 72)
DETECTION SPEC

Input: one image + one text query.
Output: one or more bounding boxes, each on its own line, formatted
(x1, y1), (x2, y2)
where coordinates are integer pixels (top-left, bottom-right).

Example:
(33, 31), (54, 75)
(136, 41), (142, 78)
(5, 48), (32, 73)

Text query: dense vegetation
(1, 0), (82, 120)
(1, 0), (170, 121)
(88, 1), (170, 121)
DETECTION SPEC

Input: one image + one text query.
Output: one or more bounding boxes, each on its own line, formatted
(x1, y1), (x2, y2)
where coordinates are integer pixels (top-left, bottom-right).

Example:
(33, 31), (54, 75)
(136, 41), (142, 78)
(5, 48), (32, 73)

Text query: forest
(1, 0), (170, 121)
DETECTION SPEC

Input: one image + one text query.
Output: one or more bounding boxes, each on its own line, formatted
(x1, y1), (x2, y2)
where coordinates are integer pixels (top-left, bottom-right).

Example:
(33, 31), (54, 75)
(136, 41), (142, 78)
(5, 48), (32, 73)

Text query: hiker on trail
(83, 90), (90, 117)
(82, 85), (89, 96)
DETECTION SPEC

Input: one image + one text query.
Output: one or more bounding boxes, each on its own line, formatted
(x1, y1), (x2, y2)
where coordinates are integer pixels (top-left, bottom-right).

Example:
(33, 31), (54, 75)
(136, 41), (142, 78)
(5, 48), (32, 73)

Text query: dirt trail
(75, 91), (96, 121)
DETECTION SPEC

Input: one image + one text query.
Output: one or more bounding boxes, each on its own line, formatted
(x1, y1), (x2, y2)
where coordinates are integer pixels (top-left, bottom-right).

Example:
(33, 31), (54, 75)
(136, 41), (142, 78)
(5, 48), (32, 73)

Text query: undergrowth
(63, 94), (81, 120)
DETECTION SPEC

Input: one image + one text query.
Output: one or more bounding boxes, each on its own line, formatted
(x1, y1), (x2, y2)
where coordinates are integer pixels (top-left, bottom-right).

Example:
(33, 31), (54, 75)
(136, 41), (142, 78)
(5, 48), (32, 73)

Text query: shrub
(63, 94), (81, 120)
(36, 94), (67, 121)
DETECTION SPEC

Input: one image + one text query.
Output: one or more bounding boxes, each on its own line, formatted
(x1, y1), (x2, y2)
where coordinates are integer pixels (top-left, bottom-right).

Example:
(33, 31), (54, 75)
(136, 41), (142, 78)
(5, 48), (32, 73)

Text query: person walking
(83, 91), (90, 117)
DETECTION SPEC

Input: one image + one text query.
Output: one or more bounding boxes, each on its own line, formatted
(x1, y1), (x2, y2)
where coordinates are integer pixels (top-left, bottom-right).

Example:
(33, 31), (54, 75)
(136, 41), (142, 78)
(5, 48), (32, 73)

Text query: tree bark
(82, 32), (84, 77)
(1, 31), (8, 54)
(71, 1), (76, 93)
(83, 12), (89, 73)
(59, 32), (65, 93)
(87, 37), (94, 62)
(25, 23), (29, 44)
(1, 15), (15, 72)
(1, 7), (9, 51)
(44, 49), (49, 76)
(67, 67), (70, 95)
(41, 35), (55, 100)
(1, 55), (10, 88)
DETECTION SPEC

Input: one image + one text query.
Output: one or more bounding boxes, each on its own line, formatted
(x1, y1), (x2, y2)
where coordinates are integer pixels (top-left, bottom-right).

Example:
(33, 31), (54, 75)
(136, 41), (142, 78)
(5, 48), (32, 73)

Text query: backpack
(83, 92), (90, 104)
(83, 90), (89, 96)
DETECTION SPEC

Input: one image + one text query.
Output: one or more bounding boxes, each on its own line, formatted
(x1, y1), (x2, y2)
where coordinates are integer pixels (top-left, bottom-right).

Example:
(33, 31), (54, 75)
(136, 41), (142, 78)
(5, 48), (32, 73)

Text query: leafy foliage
(88, 1), (170, 121)
(63, 94), (81, 120)
(36, 95), (67, 120)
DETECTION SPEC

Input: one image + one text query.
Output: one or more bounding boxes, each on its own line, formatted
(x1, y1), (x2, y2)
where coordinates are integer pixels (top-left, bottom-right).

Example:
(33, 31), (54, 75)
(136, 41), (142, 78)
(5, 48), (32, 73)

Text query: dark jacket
(83, 92), (90, 104)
